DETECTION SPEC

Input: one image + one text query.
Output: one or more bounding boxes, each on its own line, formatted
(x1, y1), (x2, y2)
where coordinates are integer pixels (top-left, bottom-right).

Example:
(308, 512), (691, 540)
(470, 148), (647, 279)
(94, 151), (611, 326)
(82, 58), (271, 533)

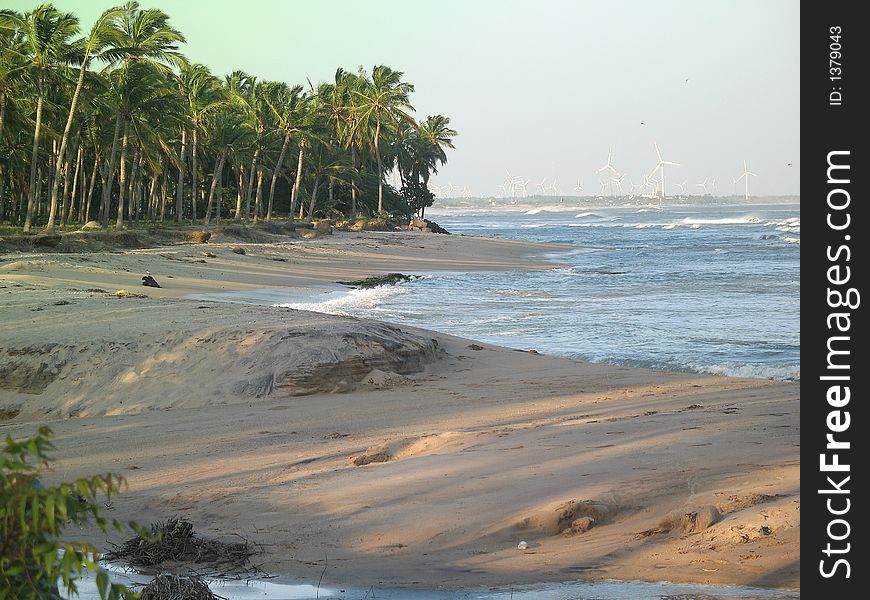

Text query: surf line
(818, 149), (858, 580)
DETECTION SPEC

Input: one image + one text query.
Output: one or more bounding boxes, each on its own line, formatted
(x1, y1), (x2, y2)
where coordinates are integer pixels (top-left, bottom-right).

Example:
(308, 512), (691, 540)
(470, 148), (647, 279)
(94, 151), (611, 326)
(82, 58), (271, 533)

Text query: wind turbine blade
(654, 142), (662, 162)
(746, 171), (757, 176)
(737, 173), (747, 182)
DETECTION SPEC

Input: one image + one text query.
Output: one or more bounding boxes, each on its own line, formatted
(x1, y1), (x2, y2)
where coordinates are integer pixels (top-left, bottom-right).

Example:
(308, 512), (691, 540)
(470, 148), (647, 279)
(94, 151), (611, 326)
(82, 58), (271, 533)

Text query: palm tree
(105, 1), (185, 227)
(203, 105), (252, 224)
(44, 4), (126, 231)
(0, 9), (25, 145)
(20, 3), (80, 232)
(176, 63), (222, 222)
(417, 114), (456, 187)
(263, 82), (303, 221)
(351, 65), (415, 213)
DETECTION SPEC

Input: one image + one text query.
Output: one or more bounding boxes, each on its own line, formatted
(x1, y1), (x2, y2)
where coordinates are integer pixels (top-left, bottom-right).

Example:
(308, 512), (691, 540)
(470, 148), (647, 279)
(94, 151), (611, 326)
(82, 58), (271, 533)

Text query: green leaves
(1, 427), (136, 599)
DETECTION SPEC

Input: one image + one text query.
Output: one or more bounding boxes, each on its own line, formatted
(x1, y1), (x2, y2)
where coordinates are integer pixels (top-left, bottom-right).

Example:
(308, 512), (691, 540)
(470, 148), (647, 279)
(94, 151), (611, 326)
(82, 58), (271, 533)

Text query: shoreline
(0, 230), (799, 591)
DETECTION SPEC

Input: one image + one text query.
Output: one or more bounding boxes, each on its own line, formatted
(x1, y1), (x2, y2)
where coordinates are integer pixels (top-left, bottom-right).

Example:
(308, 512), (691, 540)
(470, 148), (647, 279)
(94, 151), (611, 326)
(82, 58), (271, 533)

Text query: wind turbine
(573, 178), (584, 193)
(443, 182), (456, 197)
(515, 177), (529, 197)
(710, 176), (718, 195)
(599, 180), (609, 193)
(611, 173), (626, 194)
(675, 181), (687, 194)
(460, 185), (472, 199)
(629, 178), (642, 196)
(648, 142), (680, 199)
(497, 183), (508, 198)
(597, 147), (618, 196)
(696, 178), (710, 195)
(547, 177), (561, 196)
(538, 178), (548, 195)
(736, 160), (757, 200)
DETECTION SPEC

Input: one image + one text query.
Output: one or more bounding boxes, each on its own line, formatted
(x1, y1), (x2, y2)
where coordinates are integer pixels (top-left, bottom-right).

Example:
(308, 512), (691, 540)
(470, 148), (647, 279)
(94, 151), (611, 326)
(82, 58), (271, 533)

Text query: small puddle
(67, 562), (799, 600)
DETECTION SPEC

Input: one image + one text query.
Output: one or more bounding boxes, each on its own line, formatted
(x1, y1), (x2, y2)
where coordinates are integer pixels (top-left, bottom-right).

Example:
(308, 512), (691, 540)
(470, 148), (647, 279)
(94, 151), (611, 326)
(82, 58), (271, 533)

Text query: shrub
(1, 426), (137, 600)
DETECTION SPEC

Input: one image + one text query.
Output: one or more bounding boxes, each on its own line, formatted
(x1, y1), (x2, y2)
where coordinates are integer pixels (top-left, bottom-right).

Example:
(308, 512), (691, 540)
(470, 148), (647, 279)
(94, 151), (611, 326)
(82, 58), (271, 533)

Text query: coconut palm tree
(417, 114), (456, 187)
(44, 3), (127, 231)
(0, 9), (25, 144)
(176, 63), (222, 222)
(20, 3), (80, 232)
(203, 104), (252, 224)
(263, 81), (304, 221)
(351, 65), (415, 213)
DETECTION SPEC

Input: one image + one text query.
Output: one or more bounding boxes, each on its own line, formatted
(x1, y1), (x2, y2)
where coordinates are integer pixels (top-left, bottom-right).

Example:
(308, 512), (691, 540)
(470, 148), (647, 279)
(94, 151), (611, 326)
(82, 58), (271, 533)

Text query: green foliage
(0, 426), (137, 600)
(400, 180), (435, 216)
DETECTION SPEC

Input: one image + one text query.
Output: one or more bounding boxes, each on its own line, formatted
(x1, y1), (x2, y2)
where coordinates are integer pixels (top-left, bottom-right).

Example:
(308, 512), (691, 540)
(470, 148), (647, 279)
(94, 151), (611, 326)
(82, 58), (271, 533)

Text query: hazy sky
(9, 0), (800, 196)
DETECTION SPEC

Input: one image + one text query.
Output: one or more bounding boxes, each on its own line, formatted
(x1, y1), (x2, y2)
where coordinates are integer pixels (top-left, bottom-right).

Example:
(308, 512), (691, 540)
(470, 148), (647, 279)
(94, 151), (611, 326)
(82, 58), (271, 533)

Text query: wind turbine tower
(648, 142), (680, 199)
(736, 160), (757, 200)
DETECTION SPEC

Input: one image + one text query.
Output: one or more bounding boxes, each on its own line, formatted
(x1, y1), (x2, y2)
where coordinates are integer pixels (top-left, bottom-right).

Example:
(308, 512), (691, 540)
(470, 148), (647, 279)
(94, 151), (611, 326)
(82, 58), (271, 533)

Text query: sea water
(280, 200), (800, 381)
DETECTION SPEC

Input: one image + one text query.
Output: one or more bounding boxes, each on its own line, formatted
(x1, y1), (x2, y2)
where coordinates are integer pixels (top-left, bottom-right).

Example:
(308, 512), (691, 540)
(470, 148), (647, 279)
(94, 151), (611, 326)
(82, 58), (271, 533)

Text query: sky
(8, 0), (800, 196)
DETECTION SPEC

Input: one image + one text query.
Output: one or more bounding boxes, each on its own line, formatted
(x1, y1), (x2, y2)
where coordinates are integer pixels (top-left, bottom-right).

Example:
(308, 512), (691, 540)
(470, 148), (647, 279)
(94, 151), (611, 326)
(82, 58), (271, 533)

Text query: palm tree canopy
(102, 1), (186, 69)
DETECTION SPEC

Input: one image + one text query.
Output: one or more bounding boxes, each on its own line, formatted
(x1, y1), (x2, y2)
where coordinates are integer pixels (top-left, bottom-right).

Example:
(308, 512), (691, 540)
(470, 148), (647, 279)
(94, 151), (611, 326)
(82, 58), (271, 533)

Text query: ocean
(281, 200), (800, 381)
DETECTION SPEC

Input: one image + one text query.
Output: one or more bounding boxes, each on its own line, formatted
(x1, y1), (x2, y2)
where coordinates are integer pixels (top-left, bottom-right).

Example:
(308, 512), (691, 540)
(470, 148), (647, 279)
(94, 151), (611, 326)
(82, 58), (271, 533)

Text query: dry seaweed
(106, 517), (259, 577)
(139, 573), (219, 600)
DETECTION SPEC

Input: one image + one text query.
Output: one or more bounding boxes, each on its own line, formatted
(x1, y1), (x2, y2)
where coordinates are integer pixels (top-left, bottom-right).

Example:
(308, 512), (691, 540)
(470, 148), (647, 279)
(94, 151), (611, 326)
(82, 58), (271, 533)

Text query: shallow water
(70, 565), (800, 600)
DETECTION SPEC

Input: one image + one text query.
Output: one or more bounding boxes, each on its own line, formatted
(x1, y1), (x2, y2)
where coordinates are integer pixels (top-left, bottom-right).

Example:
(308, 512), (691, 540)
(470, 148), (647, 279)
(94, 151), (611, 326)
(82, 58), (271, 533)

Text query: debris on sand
(106, 517), (257, 576)
(142, 275), (161, 288)
(139, 573), (216, 600)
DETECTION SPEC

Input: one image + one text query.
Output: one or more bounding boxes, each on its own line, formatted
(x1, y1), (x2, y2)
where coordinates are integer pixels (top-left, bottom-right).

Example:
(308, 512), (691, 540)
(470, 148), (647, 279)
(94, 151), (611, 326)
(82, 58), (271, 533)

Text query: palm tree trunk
(267, 131), (291, 222)
(147, 173), (158, 222)
(160, 168), (168, 221)
(190, 127), (199, 222)
(0, 165), (5, 223)
(253, 165), (264, 224)
(59, 150), (72, 227)
(127, 146), (141, 226)
(116, 121), (130, 229)
(289, 144), (304, 220)
(375, 118), (383, 213)
(306, 176), (320, 223)
(245, 150), (259, 223)
(0, 92), (7, 147)
(351, 147), (358, 216)
(24, 77), (46, 233)
(85, 153), (99, 223)
(234, 165), (244, 221)
(175, 129), (187, 223)
(205, 150), (227, 225)
(101, 114), (122, 227)
(66, 145), (82, 225)
(46, 56), (91, 232)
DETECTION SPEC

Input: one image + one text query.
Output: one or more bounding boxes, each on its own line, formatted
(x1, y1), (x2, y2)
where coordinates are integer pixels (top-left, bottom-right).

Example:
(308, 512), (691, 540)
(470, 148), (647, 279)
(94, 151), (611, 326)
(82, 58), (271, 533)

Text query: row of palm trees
(0, 2), (457, 232)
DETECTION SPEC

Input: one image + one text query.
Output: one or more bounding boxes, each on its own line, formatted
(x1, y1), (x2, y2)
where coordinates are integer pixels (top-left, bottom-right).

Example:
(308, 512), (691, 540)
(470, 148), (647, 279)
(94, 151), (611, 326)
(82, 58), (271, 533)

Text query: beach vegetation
(0, 426), (136, 599)
(0, 3), (457, 231)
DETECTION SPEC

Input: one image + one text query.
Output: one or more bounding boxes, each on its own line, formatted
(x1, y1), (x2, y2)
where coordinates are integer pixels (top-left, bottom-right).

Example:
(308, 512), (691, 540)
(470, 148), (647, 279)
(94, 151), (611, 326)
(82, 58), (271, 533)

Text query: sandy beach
(0, 229), (799, 591)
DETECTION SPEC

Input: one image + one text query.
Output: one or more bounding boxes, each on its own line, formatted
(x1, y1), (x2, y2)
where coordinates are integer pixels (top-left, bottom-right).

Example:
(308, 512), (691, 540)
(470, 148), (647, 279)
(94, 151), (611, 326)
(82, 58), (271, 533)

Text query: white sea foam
(782, 236), (801, 244)
(681, 216), (762, 225)
(277, 285), (406, 316)
(694, 362), (800, 381)
(662, 224), (678, 230)
(574, 212), (601, 218)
